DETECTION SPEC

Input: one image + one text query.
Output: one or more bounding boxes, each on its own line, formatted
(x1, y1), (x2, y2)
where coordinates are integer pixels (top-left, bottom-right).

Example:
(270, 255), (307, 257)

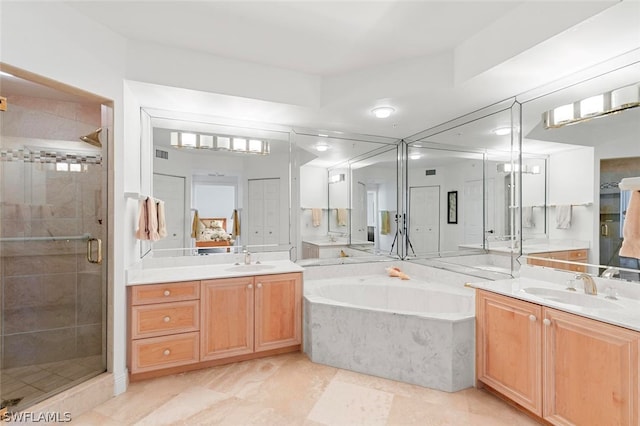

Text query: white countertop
(127, 260), (304, 286)
(459, 242), (590, 254)
(471, 277), (640, 332)
(303, 239), (373, 247)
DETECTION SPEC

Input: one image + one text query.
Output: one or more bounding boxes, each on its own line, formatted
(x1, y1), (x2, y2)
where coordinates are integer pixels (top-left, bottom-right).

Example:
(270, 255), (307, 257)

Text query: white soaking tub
(304, 275), (475, 392)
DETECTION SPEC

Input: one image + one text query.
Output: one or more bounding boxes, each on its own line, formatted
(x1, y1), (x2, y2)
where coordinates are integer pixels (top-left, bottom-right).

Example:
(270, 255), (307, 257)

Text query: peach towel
(311, 208), (322, 227)
(337, 208), (348, 226)
(157, 200), (167, 238)
(620, 191), (640, 259)
(135, 199), (149, 240)
(146, 197), (160, 241)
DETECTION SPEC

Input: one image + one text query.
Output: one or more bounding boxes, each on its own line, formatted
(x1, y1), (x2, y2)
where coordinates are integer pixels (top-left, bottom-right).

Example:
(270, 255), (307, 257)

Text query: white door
(409, 186), (440, 254)
(248, 178), (280, 247)
(352, 182), (367, 242)
(465, 178), (495, 246)
(153, 173), (186, 250)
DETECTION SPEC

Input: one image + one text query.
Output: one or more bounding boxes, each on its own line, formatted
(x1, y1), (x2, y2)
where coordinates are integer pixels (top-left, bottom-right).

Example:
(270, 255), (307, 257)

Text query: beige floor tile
(199, 356), (287, 398)
(178, 396), (303, 426)
(307, 380), (394, 426)
(465, 387), (533, 423)
(70, 409), (123, 425)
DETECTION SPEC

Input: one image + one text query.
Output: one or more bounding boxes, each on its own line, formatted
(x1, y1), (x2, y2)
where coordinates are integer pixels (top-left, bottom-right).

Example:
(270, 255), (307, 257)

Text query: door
(476, 290), (542, 416)
(153, 173), (185, 250)
(248, 178), (280, 247)
(409, 186), (439, 254)
(200, 277), (254, 360)
(543, 308), (639, 425)
(254, 273), (302, 352)
(351, 181), (367, 242)
(465, 178), (495, 245)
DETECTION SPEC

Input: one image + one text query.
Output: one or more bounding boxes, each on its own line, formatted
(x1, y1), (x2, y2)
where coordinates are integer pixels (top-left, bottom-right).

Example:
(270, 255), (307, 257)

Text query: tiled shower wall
(0, 95), (104, 368)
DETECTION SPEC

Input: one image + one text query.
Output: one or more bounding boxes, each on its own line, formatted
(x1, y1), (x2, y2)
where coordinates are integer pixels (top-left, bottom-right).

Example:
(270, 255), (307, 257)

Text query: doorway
(409, 186), (440, 254)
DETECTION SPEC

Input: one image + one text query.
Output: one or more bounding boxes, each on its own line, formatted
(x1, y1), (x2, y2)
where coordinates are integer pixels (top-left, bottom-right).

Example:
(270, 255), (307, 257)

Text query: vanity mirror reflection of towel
(555, 205), (572, 229)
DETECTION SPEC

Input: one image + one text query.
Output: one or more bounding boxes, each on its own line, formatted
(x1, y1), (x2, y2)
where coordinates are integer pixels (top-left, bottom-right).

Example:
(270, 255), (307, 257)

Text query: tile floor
(75, 353), (541, 425)
(0, 355), (104, 412)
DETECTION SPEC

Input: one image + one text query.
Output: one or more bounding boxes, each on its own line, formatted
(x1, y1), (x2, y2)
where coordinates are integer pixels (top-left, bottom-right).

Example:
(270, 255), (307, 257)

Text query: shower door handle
(87, 238), (103, 264)
(601, 223), (609, 237)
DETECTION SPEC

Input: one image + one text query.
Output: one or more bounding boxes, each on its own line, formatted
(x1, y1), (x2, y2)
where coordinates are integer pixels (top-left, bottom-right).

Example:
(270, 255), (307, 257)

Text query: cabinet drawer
(566, 249), (587, 260)
(130, 332), (199, 374)
(131, 300), (199, 339)
(130, 281), (200, 305)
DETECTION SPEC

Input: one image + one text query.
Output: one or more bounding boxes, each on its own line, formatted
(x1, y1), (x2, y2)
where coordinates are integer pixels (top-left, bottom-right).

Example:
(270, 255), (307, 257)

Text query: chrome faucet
(600, 267), (619, 279)
(243, 249), (251, 265)
(574, 273), (598, 295)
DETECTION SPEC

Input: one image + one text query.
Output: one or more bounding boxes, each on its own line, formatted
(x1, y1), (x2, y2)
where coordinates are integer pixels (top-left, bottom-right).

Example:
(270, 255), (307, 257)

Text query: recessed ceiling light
(318, 133), (329, 137)
(315, 143), (330, 152)
(492, 127), (511, 136)
(409, 153), (421, 160)
(372, 106), (395, 119)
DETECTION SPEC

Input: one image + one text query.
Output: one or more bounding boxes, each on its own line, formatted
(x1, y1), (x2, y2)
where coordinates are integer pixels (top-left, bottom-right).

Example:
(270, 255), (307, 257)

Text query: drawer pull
(163, 290), (171, 296)
(163, 349), (171, 356)
(248, 284), (253, 289)
(257, 283), (263, 289)
(529, 315), (537, 322)
(543, 319), (551, 326)
(163, 316), (171, 323)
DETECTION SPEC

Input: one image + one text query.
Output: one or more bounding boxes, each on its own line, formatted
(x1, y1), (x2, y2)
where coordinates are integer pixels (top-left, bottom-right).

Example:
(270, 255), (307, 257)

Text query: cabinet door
(201, 277), (254, 361)
(476, 290), (543, 415)
(254, 273), (302, 352)
(543, 308), (639, 426)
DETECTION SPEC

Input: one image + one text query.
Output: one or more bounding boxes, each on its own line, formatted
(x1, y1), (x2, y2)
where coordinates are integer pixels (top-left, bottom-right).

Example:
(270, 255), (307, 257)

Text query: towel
(555, 205), (572, 229)
(620, 191), (640, 259)
(191, 210), (199, 238)
(311, 208), (322, 227)
(146, 196), (160, 241)
(337, 208), (348, 226)
(522, 206), (534, 228)
(135, 199), (149, 240)
(157, 200), (167, 238)
(381, 211), (391, 235)
(233, 209), (241, 236)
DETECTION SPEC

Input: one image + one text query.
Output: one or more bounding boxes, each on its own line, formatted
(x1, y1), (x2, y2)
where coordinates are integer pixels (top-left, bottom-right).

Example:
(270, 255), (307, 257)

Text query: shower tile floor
(0, 355), (103, 411)
(75, 352), (541, 425)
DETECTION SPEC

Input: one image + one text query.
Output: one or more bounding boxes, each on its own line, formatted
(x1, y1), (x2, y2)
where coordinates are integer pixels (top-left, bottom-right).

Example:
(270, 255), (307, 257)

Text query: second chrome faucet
(574, 273), (598, 295)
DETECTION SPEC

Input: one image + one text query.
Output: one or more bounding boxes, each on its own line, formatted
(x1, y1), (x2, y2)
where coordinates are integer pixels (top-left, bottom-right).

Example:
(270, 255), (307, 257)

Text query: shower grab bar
(0, 233), (92, 242)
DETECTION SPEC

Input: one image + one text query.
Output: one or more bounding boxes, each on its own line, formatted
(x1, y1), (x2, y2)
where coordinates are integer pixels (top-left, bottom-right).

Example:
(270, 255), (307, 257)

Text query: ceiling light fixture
(543, 82), (640, 129)
(492, 127), (511, 136)
(315, 143), (330, 152)
(328, 173), (345, 184)
(409, 153), (421, 160)
(170, 132), (270, 155)
(371, 106), (395, 119)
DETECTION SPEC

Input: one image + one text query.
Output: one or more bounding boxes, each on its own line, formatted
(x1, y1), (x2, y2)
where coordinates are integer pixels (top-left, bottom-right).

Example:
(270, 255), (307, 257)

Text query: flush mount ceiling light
(497, 163), (540, 174)
(371, 106), (395, 119)
(492, 127), (511, 136)
(170, 132), (270, 155)
(315, 143), (330, 152)
(409, 153), (422, 160)
(543, 82), (640, 129)
(328, 173), (345, 184)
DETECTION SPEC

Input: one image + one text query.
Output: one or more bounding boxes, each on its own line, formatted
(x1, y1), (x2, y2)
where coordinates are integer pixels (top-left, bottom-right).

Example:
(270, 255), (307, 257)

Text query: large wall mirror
(142, 108), (293, 257)
(519, 61), (640, 282)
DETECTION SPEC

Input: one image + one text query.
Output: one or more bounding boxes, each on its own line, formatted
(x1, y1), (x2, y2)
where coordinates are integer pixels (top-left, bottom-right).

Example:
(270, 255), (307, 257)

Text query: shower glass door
(0, 70), (107, 412)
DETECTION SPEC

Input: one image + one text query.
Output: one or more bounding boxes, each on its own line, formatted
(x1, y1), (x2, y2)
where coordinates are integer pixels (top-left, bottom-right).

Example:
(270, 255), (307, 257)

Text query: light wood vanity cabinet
(476, 290), (640, 425)
(128, 272), (302, 380)
(201, 273), (302, 360)
(527, 249), (588, 272)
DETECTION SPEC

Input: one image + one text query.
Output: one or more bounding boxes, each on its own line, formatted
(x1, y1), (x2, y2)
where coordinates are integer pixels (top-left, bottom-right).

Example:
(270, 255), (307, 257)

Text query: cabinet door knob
(543, 319), (551, 326)
(163, 316), (171, 323)
(257, 283), (263, 288)
(248, 284), (253, 289)
(529, 315), (537, 322)
(163, 290), (171, 296)
(163, 349), (171, 356)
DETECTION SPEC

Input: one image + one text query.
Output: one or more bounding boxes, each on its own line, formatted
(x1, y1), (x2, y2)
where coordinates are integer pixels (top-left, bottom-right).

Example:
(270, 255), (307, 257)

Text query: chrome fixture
(543, 82), (640, 129)
(600, 267), (620, 279)
(170, 132), (270, 155)
(574, 273), (598, 296)
(497, 163), (540, 174)
(244, 249), (251, 265)
(80, 128), (102, 148)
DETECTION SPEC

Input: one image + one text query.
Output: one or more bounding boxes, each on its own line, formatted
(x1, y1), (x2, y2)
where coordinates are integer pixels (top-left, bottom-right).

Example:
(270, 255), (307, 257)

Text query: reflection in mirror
(520, 61), (640, 282)
(145, 110), (292, 257)
(404, 100), (521, 280)
(296, 130), (398, 264)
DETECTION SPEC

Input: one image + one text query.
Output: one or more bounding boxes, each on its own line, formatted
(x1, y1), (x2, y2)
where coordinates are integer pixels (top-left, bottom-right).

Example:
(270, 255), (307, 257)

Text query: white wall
(300, 166), (328, 240)
(1, 1), (129, 394)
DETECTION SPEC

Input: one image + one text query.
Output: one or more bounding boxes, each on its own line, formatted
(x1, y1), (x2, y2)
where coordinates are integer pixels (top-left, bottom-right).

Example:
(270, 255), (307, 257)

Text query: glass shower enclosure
(0, 70), (108, 412)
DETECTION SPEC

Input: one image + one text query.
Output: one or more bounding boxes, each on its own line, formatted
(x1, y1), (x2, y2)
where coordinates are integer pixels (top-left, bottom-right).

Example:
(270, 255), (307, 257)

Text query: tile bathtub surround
(74, 353), (540, 425)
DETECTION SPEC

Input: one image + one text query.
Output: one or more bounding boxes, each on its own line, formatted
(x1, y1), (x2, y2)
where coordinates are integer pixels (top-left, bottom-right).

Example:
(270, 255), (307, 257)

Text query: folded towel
(135, 199), (149, 240)
(232, 209), (241, 236)
(555, 205), (572, 229)
(381, 211), (391, 235)
(146, 196), (160, 241)
(156, 200), (167, 238)
(620, 191), (640, 259)
(191, 210), (199, 238)
(337, 208), (348, 226)
(522, 206), (534, 228)
(312, 208), (322, 227)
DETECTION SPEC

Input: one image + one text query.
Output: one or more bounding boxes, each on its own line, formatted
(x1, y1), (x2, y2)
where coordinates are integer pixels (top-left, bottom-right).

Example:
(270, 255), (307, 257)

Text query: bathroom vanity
(126, 260), (303, 380)
(474, 279), (640, 425)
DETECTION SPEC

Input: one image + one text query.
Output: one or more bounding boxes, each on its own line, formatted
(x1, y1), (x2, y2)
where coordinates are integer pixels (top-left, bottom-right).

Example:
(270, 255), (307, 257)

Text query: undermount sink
(226, 263), (276, 272)
(521, 287), (622, 310)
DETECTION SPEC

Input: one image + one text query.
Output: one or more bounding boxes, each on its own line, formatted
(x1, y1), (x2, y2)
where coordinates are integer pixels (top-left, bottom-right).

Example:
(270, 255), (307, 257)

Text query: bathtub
(304, 275), (475, 392)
